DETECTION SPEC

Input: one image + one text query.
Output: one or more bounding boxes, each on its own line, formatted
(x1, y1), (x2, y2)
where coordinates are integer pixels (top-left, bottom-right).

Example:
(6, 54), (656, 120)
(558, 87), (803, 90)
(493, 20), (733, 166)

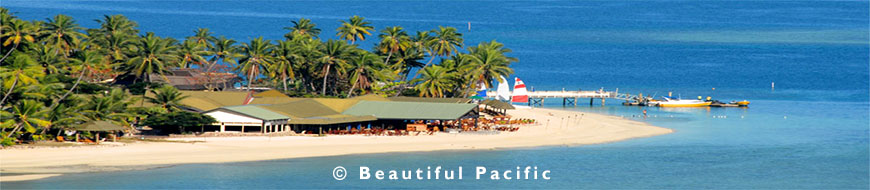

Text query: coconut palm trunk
(50, 70), (86, 110)
(0, 74), (20, 108)
(410, 56), (436, 81)
(0, 43), (20, 63)
(321, 64), (331, 95)
(282, 74), (288, 91)
(247, 66), (256, 91)
(4, 123), (22, 139)
(383, 51), (393, 65)
(347, 76), (359, 98)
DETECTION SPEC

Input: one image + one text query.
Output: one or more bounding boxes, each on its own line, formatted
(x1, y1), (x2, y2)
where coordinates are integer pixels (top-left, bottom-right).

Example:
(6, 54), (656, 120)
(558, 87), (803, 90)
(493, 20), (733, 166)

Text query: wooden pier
(486, 89), (637, 107)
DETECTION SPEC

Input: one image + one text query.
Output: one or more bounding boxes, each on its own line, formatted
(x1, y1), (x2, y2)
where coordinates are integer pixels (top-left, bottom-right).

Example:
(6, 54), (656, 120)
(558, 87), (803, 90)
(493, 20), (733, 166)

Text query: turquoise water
(3, 0), (868, 189)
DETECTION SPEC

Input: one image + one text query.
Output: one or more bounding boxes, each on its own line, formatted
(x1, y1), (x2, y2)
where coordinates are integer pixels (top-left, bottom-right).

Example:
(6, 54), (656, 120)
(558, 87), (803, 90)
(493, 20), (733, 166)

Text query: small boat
(709, 100), (750, 107)
(511, 77), (529, 103)
(656, 96), (712, 107)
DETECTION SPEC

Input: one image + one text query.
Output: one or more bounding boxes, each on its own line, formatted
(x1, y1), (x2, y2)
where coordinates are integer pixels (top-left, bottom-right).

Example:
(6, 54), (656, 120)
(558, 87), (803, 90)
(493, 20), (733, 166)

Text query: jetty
(486, 89), (636, 106)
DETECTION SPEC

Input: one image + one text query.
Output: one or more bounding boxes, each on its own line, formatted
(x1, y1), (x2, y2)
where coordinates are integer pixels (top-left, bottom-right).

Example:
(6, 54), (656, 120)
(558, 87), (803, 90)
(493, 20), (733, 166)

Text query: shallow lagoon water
(2, 0), (868, 189)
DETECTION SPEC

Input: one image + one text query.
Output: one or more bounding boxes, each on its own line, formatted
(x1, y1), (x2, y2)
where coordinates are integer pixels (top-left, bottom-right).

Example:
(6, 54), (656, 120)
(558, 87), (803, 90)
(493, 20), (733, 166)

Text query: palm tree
(317, 40), (353, 95)
(94, 32), (136, 65)
(177, 39), (208, 68)
(391, 43), (426, 81)
(45, 97), (88, 136)
(293, 38), (323, 93)
(238, 37), (274, 90)
(90, 14), (138, 38)
(82, 88), (136, 126)
(410, 26), (463, 80)
(2, 100), (51, 139)
(187, 28), (216, 48)
(414, 65), (455, 98)
(346, 51), (392, 97)
(51, 50), (105, 109)
(43, 96), (88, 134)
(1, 19), (40, 63)
(441, 53), (475, 96)
(88, 14), (138, 65)
(123, 32), (180, 82)
(271, 40), (301, 91)
(41, 14), (85, 57)
(284, 18), (321, 40)
(0, 54), (45, 107)
(336, 16), (374, 44)
(430, 26), (463, 59)
(203, 36), (241, 90)
(208, 36), (241, 68)
(146, 86), (189, 112)
(377, 26), (411, 65)
(34, 45), (67, 75)
(463, 40), (516, 96)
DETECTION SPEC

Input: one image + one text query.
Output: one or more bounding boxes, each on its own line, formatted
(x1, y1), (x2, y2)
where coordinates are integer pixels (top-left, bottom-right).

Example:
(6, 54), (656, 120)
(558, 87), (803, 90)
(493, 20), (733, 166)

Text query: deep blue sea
(3, 0), (869, 189)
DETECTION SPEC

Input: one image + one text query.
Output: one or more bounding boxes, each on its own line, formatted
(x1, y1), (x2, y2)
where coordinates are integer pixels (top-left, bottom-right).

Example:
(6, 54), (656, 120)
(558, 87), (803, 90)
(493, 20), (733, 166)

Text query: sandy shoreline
(0, 108), (672, 182)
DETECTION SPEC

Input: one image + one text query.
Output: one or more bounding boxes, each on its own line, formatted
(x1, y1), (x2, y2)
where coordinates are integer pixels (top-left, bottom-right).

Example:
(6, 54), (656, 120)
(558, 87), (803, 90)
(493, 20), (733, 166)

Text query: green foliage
(127, 82), (163, 95)
(146, 85), (189, 112)
(0, 10), (517, 144)
(141, 111), (217, 134)
(0, 137), (14, 146)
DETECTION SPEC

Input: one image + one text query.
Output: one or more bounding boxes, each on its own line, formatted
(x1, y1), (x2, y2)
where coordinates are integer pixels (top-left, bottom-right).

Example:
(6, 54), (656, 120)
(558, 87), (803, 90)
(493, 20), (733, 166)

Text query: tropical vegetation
(0, 8), (517, 145)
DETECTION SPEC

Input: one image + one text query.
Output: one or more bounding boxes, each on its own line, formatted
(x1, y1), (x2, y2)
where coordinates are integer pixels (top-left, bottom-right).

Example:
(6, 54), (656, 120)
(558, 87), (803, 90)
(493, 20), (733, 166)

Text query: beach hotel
(145, 90), (489, 134)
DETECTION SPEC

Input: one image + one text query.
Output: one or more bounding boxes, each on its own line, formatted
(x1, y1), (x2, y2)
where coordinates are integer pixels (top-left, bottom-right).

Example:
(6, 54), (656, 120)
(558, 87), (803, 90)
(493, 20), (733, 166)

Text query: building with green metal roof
(184, 90), (480, 134)
(342, 101), (478, 120)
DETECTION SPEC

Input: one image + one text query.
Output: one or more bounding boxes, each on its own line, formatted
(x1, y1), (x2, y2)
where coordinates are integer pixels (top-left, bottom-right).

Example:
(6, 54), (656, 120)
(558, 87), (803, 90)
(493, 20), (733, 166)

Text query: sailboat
(475, 81), (487, 97)
(511, 77), (528, 103)
(496, 76), (511, 101)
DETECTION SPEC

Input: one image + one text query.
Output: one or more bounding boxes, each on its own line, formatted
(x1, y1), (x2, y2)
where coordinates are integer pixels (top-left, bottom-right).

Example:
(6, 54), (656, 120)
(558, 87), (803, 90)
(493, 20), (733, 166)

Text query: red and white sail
(511, 77), (528, 103)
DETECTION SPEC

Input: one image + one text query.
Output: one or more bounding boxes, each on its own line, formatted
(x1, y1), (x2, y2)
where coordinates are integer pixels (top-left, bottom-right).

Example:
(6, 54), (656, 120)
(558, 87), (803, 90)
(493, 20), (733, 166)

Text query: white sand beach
(0, 108), (672, 182)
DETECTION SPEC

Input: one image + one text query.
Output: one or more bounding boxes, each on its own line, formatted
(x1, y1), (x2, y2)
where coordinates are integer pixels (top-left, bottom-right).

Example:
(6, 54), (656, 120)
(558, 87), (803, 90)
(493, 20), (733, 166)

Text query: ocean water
(2, 0), (868, 189)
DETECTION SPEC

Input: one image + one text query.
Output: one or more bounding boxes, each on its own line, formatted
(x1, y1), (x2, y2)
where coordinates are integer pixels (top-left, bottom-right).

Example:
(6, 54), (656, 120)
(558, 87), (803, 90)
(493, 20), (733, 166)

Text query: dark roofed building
(114, 69), (241, 91)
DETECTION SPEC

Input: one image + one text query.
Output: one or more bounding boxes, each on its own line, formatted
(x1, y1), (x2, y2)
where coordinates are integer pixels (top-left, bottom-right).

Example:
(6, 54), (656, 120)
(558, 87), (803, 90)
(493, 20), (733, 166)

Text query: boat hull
(657, 101), (712, 107)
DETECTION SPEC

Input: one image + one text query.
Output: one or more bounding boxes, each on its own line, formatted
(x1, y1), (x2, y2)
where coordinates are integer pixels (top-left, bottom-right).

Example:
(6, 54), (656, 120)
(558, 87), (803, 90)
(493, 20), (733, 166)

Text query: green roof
(387, 96), (472, 104)
(481, 99), (515, 110)
(72, 121), (126, 131)
(214, 105), (290, 121)
(287, 115), (377, 125)
(342, 101), (477, 120)
(311, 98), (360, 113)
(145, 91), (299, 111)
(260, 99), (340, 118)
(254, 90), (290, 98)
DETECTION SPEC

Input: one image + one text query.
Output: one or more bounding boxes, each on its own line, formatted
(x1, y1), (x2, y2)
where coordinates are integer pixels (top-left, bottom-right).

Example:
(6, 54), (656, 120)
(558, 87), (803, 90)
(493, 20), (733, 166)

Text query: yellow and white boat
(656, 97), (712, 107)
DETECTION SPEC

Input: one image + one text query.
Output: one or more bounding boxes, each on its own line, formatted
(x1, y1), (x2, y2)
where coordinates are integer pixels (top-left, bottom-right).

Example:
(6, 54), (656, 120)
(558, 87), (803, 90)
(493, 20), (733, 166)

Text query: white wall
(204, 110), (262, 126)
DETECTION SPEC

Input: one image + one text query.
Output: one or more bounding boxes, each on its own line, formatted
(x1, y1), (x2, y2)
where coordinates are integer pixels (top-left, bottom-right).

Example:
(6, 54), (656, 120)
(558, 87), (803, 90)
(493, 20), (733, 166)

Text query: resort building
(115, 69), (242, 91)
(203, 105), (291, 133)
(146, 90), (483, 134)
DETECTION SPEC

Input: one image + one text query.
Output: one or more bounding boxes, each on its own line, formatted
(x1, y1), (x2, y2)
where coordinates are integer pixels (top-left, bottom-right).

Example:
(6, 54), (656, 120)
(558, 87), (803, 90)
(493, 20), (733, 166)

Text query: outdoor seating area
(310, 115), (538, 136)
